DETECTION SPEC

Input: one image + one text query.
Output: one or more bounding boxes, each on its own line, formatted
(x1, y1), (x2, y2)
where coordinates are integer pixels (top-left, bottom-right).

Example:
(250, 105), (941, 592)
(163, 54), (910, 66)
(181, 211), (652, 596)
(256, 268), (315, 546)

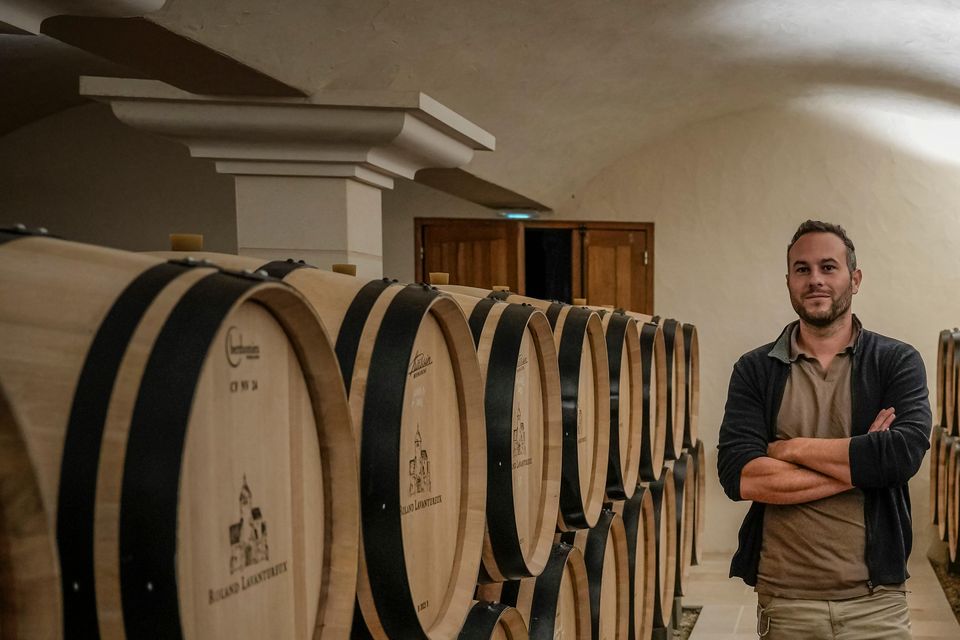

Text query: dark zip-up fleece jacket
(717, 321), (931, 588)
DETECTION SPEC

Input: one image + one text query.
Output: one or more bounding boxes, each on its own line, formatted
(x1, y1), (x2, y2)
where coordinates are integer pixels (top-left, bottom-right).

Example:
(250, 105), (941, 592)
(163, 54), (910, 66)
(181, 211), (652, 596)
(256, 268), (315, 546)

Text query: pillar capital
(80, 76), (495, 189)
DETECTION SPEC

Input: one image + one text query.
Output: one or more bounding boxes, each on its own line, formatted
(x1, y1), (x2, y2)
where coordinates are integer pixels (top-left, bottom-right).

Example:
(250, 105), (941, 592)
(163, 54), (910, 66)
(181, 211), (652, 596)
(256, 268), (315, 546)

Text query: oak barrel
(636, 321), (667, 483)
(681, 324), (699, 449)
(691, 440), (707, 566)
(595, 311), (642, 501)
(559, 509), (630, 640)
(443, 288), (611, 531)
(477, 543), (591, 640)
(931, 425), (944, 526)
(612, 487), (656, 640)
(668, 454), (695, 597)
(154, 254), (487, 640)
(658, 320), (686, 461)
(949, 438), (960, 562)
(458, 601), (528, 640)
(445, 291), (563, 583)
(937, 331), (953, 436)
(939, 434), (952, 542)
(647, 470), (677, 630)
(1, 231), (359, 639)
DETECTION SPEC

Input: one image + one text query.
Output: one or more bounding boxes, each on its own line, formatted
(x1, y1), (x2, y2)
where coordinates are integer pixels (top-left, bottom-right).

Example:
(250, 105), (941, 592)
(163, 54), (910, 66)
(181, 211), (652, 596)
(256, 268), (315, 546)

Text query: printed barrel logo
(408, 350), (433, 379)
(226, 326), (261, 368)
(401, 426), (443, 516)
(512, 407), (532, 470)
(208, 475), (288, 606)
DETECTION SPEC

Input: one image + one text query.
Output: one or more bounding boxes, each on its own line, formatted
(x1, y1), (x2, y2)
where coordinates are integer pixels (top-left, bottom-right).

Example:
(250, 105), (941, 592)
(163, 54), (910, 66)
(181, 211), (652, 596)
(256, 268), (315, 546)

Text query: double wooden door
(415, 218), (653, 314)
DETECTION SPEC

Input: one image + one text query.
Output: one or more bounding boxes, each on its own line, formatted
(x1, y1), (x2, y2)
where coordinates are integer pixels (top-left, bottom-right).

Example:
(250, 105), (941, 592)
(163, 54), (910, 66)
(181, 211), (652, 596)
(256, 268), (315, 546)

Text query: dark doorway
(524, 227), (573, 303)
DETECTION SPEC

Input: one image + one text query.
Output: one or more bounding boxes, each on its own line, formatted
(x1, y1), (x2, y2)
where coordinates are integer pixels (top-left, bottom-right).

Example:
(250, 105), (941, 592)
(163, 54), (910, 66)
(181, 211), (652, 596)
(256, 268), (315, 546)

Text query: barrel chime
(0, 228), (704, 640)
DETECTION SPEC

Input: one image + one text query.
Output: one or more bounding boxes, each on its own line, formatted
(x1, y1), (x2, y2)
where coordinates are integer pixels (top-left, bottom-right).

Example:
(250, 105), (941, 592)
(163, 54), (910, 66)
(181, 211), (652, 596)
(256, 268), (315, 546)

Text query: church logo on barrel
(408, 426), (432, 495)
(514, 407), (527, 457)
(228, 475), (269, 574)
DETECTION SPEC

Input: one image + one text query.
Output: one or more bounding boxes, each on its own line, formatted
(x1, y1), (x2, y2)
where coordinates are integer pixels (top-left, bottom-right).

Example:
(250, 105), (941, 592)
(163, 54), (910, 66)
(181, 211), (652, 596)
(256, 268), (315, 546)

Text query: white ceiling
(6, 0), (960, 207)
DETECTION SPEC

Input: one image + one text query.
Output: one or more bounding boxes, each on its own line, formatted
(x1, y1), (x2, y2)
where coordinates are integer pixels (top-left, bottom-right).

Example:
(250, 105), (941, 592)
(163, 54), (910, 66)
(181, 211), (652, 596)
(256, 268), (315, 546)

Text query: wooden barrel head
(612, 487), (656, 640)
(937, 331), (951, 432)
(660, 320), (686, 461)
(554, 308), (611, 531)
(601, 312), (642, 501)
(649, 468), (677, 629)
(458, 601), (528, 640)
(949, 439), (960, 562)
(682, 323), (699, 449)
(939, 434), (952, 542)
(693, 440), (707, 566)
(931, 425), (943, 526)
(638, 322), (667, 482)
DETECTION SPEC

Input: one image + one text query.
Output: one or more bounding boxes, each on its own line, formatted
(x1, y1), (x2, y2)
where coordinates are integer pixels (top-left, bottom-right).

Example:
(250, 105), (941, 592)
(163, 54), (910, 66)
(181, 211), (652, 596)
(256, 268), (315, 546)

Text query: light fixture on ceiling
(498, 210), (540, 220)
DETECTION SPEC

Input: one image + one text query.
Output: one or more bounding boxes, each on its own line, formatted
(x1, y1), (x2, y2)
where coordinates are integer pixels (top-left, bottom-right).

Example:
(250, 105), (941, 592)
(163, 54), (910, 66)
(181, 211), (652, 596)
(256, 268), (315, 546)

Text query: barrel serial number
(230, 379), (259, 393)
(417, 600), (430, 612)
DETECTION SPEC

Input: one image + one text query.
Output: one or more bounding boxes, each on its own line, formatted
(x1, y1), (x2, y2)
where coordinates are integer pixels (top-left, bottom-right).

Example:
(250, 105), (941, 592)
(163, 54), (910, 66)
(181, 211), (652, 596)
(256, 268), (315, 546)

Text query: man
(717, 220), (930, 639)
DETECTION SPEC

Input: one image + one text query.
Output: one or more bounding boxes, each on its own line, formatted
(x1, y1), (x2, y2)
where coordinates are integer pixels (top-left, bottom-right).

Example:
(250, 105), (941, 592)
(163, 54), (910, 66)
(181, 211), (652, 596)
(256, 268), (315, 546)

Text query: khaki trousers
(756, 591), (911, 640)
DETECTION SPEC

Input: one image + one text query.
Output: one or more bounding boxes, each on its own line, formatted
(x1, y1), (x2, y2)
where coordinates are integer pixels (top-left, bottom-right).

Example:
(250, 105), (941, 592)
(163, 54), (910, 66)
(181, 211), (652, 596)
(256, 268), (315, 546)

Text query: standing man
(718, 220), (930, 639)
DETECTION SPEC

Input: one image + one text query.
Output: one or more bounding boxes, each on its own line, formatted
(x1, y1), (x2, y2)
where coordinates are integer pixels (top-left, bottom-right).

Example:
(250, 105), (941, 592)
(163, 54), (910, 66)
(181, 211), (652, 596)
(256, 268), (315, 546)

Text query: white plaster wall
(547, 100), (960, 556)
(0, 102), (237, 252)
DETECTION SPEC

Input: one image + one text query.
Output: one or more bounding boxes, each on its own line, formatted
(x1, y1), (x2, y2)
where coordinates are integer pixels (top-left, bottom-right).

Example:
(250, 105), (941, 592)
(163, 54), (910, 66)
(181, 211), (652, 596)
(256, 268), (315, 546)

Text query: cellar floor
(684, 551), (960, 639)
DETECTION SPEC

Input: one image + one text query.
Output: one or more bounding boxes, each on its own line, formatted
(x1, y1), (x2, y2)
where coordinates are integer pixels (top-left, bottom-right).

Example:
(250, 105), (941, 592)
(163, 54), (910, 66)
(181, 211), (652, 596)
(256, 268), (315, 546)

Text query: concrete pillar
(81, 77), (495, 277)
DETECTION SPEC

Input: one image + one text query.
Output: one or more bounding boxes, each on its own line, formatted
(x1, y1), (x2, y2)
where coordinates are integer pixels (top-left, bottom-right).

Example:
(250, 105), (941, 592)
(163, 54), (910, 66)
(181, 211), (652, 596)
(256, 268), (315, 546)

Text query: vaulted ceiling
(4, 0), (960, 208)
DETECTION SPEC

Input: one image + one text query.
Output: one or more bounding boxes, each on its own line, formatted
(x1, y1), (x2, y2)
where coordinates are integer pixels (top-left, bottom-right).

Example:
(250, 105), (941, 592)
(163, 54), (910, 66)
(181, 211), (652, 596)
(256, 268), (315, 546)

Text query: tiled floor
(685, 550), (960, 639)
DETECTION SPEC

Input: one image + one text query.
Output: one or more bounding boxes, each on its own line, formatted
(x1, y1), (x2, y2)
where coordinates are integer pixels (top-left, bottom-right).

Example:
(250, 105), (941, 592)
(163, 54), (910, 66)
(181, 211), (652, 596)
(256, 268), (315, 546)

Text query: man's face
(786, 232), (862, 327)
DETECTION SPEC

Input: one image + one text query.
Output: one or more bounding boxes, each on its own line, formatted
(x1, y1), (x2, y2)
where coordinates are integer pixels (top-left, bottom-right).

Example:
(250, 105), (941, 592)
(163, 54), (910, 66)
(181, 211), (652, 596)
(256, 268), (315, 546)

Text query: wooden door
(582, 227), (652, 313)
(415, 218), (523, 290)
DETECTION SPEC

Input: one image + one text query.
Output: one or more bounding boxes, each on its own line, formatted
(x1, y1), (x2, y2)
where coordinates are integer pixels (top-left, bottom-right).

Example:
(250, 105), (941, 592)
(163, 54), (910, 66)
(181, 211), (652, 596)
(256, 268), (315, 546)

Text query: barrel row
(936, 329), (960, 437)
(467, 446), (706, 640)
(0, 229), (706, 639)
(931, 426), (960, 564)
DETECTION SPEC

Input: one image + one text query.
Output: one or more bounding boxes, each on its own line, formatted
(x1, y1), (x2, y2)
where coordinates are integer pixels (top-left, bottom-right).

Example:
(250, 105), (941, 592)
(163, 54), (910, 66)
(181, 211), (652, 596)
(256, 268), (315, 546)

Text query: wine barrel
(691, 440), (707, 566)
(658, 320), (686, 461)
(681, 324), (699, 449)
(668, 454), (695, 597)
(592, 309), (642, 500)
(611, 488), (655, 640)
(637, 321), (667, 482)
(154, 253), (487, 640)
(949, 438), (960, 563)
(559, 509), (630, 640)
(932, 425), (944, 526)
(445, 291), (563, 583)
(937, 331), (953, 436)
(477, 543), (591, 640)
(939, 434), (952, 542)
(441, 288), (611, 531)
(647, 470), (677, 630)
(458, 601), (528, 640)
(1, 230), (359, 639)
(951, 330), (960, 437)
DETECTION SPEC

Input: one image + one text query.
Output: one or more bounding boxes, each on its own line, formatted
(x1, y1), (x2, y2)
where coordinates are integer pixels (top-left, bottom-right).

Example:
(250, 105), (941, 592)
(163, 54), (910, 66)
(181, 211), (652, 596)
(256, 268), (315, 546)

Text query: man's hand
(869, 407), (896, 432)
(741, 457), (852, 504)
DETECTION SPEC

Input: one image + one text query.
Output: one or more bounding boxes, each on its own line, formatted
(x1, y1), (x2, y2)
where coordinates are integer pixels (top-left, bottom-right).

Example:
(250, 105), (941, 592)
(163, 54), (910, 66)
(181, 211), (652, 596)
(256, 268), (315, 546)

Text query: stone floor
(684, 550), (960, 639)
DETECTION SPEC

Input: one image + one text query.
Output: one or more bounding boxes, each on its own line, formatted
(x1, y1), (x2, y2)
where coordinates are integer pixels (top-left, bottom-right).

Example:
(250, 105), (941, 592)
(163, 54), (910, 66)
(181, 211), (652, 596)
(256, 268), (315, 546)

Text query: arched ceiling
(5, 0), (960, 208)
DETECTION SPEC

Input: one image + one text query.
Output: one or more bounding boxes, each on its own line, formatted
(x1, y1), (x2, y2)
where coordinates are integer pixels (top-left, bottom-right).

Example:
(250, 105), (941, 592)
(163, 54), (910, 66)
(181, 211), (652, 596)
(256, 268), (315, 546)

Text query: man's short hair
(787, 220), (857, 273)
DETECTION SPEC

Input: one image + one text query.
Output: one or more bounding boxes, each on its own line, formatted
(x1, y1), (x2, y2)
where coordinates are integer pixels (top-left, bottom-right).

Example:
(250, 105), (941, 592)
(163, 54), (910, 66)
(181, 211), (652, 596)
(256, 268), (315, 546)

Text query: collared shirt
(756, 317), (872, 600)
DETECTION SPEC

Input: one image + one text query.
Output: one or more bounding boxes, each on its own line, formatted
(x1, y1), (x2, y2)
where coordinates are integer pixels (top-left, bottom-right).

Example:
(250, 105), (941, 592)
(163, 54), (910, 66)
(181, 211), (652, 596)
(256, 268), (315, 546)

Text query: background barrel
(637, 321), (667, 483)
(940, 433), (952, 542)
(668, 454), (695, 597)
(156, 253), (488, 640)
(612, 487), (656, 640)
(937, 330), (953, 436)
(691, 440), (707, 566)
(559, 509), (630, 640)
(948, 438), (960, 562)
(447, 291), (563, 583)
(932, 425), (944, 526)
(658, 319), (686, 461)
(478, 543), (591, 640)
(458, 601), (528, 640)
(681, 323), (699, 449)
(2, 233), (359, 639)
(597, 310), (642, 501)
(647, 469), (677, 630)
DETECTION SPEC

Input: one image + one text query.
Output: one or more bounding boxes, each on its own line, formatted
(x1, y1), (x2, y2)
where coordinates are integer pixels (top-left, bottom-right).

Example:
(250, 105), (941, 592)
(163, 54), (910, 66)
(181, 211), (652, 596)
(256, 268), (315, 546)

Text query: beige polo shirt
(755, 321), (872, 600)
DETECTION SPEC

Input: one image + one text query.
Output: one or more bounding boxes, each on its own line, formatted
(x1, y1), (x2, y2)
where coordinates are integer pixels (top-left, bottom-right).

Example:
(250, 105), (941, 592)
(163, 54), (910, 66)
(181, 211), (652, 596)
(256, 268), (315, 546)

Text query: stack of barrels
(933, 329), (960, 568)
(0, 227), (705, 640)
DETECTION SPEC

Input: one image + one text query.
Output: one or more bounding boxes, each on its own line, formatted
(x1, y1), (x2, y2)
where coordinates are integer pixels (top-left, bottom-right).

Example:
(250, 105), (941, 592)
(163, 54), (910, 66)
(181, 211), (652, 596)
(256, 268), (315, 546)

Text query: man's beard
(791, 283), (853, 328)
